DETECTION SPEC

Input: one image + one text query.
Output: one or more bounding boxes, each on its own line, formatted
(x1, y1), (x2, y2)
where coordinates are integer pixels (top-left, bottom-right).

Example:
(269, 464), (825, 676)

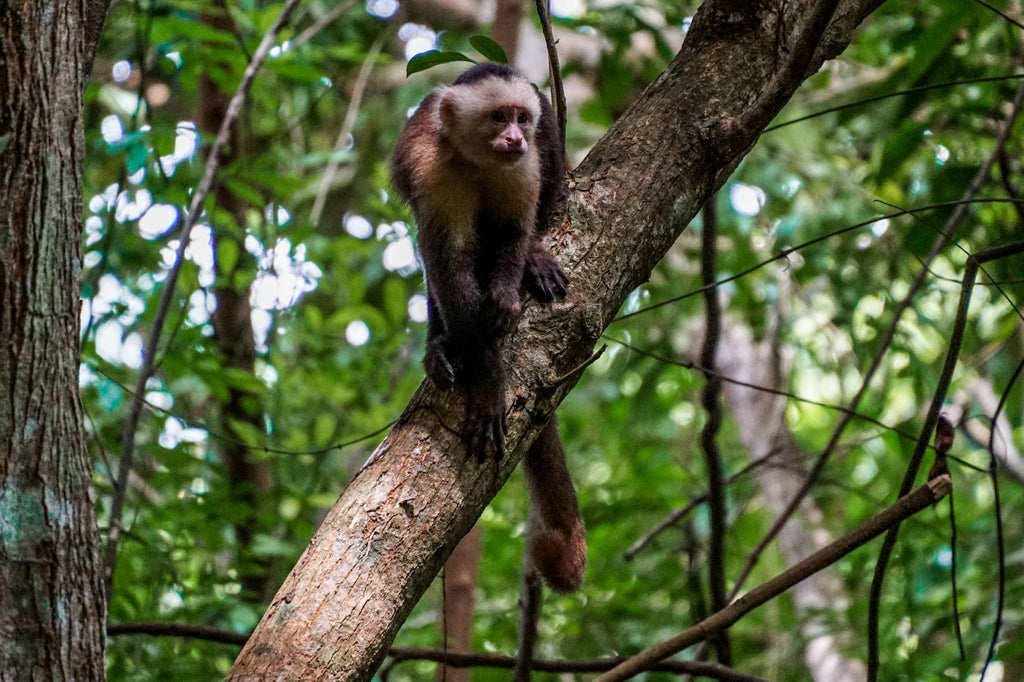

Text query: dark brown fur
(390, 63), (584, 596)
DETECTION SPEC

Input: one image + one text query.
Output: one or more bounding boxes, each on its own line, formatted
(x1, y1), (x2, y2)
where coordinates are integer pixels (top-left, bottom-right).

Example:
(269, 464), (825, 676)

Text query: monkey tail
(522, 417), (586, 593)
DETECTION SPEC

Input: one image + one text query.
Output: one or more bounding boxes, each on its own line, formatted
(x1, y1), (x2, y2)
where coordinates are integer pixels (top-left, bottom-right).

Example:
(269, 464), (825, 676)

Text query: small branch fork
(593, 473), (953, 682)
(868, 238), (1024, 681)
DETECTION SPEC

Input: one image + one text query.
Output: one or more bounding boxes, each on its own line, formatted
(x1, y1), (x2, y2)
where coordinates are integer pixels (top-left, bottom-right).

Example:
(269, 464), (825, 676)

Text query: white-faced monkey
(390, 63), (586, 605)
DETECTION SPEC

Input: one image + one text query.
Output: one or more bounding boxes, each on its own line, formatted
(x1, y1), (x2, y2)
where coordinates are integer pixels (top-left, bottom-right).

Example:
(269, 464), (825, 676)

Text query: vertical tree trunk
(437, 526), (482, 682)
(0, 1), (109, 678)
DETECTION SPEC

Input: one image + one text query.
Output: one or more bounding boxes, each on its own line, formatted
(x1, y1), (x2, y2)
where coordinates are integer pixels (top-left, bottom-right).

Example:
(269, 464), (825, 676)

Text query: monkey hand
(524, 244), (568, 302)
(483, 285), (522, 336)
(464, 389), (507, 458)
(424, 336), (459, 389)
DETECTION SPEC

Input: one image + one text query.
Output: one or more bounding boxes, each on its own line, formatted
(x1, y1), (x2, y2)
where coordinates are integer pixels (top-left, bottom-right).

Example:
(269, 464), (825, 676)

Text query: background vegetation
(80, 0), (1024, 679)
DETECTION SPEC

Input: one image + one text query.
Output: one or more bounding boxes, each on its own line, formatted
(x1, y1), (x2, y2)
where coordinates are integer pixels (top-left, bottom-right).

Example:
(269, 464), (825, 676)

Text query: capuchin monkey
(390, 63), (586, 598)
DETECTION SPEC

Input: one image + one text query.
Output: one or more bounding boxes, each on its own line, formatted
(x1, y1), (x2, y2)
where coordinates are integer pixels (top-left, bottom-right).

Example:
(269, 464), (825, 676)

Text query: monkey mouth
(493, 147), (527, 159)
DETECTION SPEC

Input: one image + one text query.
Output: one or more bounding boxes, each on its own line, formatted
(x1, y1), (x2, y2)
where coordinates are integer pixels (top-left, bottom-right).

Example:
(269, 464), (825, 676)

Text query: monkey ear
(440, 94), (458, 128)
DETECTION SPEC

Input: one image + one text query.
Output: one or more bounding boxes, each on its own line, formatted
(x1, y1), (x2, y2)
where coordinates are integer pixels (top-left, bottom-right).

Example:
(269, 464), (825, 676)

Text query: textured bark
(227, 1), (885, 679)
(0, 0), (110, 678)
(437, 525), (482, 682)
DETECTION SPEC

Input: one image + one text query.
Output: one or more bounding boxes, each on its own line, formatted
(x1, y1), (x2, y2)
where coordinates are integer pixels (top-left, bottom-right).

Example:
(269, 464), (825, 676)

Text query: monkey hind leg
(522, 417), (586, 593)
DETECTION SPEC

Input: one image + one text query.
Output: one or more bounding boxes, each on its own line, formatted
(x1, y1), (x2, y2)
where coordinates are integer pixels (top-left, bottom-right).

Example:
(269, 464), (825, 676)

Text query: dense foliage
(83, 0), (1024, 679)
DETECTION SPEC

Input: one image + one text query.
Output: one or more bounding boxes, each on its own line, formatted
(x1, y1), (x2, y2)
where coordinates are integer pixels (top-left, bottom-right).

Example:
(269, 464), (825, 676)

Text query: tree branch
(226, 1), (890, 678)
(594, 475), (953, 682)
(699, 196), (731, 665)
(105, 0), (302, 592)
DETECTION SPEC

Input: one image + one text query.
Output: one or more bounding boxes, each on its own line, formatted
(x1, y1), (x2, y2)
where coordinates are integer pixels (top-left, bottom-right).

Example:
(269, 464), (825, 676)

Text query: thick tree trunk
(227, 1), (885, 678)
(0, 0), (110, 678)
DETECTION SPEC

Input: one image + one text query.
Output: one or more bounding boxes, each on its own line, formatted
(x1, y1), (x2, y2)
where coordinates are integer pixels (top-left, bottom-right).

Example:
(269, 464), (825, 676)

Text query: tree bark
(227, 1), (885, 678)
(437, 525), (482, 682)
(0, 0), (111, 678)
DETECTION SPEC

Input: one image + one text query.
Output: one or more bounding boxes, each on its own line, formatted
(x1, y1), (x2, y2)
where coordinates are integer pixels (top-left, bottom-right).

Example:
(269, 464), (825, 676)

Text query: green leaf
(406, 51), (475, 77)
(223, 367), (267, 394)
(126, 142), (149, 175)
(153, 17), (238, 47)
(226, 417), (266, 447)
(217, 238), (240, 275)
(223, 179), (266, 207)
(265, 59), (325, 84)
(468, 36), (508, 64)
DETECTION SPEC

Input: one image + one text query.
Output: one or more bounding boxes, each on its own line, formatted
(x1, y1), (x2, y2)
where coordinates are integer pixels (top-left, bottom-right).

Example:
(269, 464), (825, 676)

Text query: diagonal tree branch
(226, 1), (888, 678)
(594, 475), (952, 682)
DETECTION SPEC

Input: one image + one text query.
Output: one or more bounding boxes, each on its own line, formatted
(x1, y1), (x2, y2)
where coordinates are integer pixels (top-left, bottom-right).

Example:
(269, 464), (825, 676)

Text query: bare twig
(602, 335), (919, 444)
(392, 646), (769, 681)
(550, 343), (606, 385)
(865, 80), (1024, 678)
(534, 0), (566, 146)
(310, 30), (386, 225)
(766, 73), (1024, 133)
(105, 0), (303, 593)
(613, 198), (1024, 323)
(981, 354), (1024, 679)
(104, 622), (767, 680)
(107, 621), (249, 645)
(699, 196), (731, 664)
(971, 0), (1024, 30)
(289, 0), (357, 49)
(623, 448), (784, 562)
(595, 476), (953, 682)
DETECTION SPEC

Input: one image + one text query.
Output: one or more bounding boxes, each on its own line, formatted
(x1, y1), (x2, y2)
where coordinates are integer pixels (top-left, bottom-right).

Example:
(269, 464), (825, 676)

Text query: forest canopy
(2, 0), (1023, 680)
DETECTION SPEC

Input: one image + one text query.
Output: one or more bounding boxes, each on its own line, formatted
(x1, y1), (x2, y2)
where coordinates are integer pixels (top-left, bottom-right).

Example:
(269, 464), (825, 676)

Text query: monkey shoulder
(390, 91), (447, 200)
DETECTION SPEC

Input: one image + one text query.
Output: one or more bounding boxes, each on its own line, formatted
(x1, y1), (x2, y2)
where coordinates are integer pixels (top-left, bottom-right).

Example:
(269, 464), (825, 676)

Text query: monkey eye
(490, 111), (507, 123)
(517, 113), (528, 124)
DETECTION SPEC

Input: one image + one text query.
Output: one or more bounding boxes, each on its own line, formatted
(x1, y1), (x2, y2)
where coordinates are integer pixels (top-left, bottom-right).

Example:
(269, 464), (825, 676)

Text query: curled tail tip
(529, 523), (587, 594)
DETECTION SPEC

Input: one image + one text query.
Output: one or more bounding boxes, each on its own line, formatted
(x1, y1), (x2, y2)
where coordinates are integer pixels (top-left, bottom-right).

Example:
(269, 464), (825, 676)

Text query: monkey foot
(484, 285), (523, 336)
(464, 394), (507, 458)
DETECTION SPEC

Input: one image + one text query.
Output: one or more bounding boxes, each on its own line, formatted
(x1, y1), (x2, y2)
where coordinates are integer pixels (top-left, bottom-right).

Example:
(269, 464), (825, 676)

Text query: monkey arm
(418, 225), (496, 385)
(481, 223), (531, 336)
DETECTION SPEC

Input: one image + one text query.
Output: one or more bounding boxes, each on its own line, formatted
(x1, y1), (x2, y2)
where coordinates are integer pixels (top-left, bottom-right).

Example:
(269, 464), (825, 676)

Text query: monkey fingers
(524, 245), (568, 301)
(483, 286), (523, 337)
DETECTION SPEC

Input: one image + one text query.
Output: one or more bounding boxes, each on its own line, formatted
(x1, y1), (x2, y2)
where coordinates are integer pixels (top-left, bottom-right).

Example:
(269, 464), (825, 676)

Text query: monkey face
(488, 107), (532, 158)
(438, 79), (541, 169)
